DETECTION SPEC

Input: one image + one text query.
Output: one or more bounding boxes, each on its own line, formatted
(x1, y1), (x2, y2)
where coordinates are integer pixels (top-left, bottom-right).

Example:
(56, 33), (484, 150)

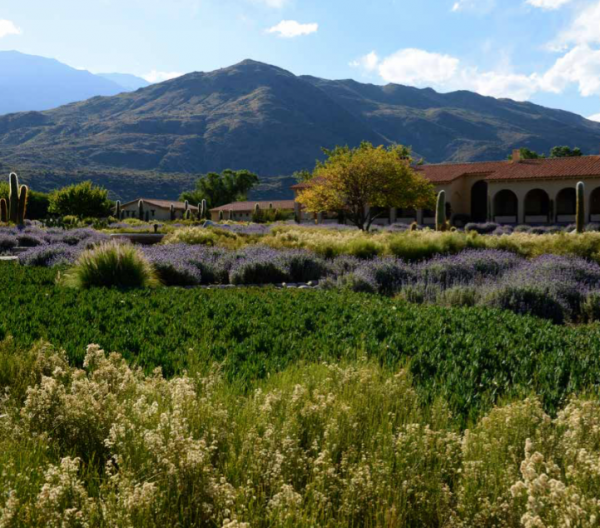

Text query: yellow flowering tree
(297, 142), (435, 231)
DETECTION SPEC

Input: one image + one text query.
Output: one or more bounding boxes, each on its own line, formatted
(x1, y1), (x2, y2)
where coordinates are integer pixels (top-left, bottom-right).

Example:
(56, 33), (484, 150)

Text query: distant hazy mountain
(0, 51), (128, 115)
(97, 73), (151, 91)
(1, 59), (600, 201)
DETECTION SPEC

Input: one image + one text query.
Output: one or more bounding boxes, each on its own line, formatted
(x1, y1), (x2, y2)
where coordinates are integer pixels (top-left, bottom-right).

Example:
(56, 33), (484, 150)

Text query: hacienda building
(120, 199), (198, 221)
(290, 149), (600, 226)
(209, 200), (297, 222)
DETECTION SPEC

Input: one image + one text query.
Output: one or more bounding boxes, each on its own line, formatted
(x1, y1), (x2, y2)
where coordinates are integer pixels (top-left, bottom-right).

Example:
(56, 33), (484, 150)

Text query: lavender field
(4, 225), (600, 324)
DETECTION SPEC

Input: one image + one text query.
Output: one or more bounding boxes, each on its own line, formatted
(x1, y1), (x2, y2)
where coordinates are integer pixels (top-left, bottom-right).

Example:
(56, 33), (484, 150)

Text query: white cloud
(526, 0), (572, 9)
(0, 19), (21, 39)
(540, 46), (600, 96)
(589, 113), (600, 122)
(451, 0), (495, 14)
(349, 51), (379, 72)
(266, 20), (318, 38)
(351, 48), (538, 100)
(556, 1), (600, 47)
(351, 48), (540, 101)
(143, 70), (184, 83)
(378, 49), (459, 86)
(250, 0), (288, 7)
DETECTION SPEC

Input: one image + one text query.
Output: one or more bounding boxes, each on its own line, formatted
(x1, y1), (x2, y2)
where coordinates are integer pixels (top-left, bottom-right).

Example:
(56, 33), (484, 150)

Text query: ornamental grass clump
(61, 242), (160, 289)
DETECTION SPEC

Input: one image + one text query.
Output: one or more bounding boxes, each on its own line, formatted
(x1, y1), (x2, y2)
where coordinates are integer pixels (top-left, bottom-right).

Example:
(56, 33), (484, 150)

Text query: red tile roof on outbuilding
(210, 200), (296, 212)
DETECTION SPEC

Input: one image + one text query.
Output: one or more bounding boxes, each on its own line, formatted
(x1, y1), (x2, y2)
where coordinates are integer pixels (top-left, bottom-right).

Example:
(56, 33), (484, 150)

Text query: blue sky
(1, 0), (600, 120)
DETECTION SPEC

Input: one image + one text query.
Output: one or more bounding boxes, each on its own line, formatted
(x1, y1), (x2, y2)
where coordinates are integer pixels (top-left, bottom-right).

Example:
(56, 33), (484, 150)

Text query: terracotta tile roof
(210, 200), (297, 212)
(414, 161), (508, 183)
(415, 156), (600, 183)
(485, 156), (600, 181)
(121, 199), (198, 211)
(291, 182), (310, 190)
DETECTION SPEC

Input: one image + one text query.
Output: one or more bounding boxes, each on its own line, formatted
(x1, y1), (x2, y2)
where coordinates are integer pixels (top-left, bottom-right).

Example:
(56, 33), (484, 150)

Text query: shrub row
(1, 344), (598, 527)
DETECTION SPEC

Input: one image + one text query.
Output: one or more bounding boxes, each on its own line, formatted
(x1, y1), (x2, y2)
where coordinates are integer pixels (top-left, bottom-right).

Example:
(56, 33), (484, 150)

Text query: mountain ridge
(1, 58), (600, 201)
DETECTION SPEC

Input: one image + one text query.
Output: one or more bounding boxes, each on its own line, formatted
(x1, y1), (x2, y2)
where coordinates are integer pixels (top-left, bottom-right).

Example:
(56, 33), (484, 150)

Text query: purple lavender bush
(19, 244), (79, 267)
(340, 258), (415, 295)
(142, 245), (202, 286)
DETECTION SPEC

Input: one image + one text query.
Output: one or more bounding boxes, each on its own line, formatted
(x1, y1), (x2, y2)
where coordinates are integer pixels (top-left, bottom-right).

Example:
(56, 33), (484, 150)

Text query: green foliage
(61, 243), (160, 290)
(0, 181), (48, 221)
(180, 169), (259, 209)
(299, 142), (434, 231)
(252, 206), (290, 223)
(3, 263), (600, 422)
(577, 181), (585, 234)
(551, 145), (583, 158)
(48, 181), (112, 219)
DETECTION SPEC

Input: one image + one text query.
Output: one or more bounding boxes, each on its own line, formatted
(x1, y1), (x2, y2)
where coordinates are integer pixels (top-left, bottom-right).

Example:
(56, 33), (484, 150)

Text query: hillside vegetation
(1, 59), (600, 200)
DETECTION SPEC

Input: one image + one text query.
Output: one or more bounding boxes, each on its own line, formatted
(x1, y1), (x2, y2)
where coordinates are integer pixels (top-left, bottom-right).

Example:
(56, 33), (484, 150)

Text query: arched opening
(471, 180), (488, 222)
(397, 207), (417, 224)
(524, 189), (550, 222)
(556, 188), (576, 217)
(494, 190), (518, 221)
(590, 188), (600, 220)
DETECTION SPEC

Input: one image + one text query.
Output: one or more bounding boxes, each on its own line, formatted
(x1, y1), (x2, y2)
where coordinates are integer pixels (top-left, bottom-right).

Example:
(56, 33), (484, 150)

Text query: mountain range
(1, 57), (600, 201)
(0, 51), (149, 115)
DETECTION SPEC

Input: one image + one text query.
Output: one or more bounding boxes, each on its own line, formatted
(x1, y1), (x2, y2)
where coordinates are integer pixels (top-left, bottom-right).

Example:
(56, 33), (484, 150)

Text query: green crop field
(2, 262), (600, 420)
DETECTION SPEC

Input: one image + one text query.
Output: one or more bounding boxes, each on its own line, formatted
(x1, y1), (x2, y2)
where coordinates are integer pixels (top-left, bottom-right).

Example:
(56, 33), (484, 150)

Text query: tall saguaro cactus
(8, 173), (27, 225)
(17, 185), (28, 225)
(9, 172), (19, 224)
(115, 200), (121, 220)
(170, 204), (175, 221)
(201, 199), (207, 220)
(435, 190), (446, 232)
(0, 198), (7, 223)
(576, 181), (585, 234)
(138, 200), (144, 221)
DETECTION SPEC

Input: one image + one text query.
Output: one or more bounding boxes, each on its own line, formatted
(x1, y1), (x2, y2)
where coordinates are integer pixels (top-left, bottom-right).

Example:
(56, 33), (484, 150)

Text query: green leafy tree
(550, 146), (583, 158)
(297, 142), (435, 231)
(293, 170), (313, 183)
(48, 181), (113, 219)
(180, 169), (259, 209)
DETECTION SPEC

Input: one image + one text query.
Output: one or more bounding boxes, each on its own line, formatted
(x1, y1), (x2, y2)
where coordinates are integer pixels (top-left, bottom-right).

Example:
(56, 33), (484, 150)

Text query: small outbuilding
(209, 200), (297, 221)
(119, 199), (198, 221)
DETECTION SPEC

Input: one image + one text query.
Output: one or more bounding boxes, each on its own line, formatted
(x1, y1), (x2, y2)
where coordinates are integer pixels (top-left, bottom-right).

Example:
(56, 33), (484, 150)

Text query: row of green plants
(1, 341), (598, 527)
(2, 262), (600, 421)
(166, 224), (600, 262)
